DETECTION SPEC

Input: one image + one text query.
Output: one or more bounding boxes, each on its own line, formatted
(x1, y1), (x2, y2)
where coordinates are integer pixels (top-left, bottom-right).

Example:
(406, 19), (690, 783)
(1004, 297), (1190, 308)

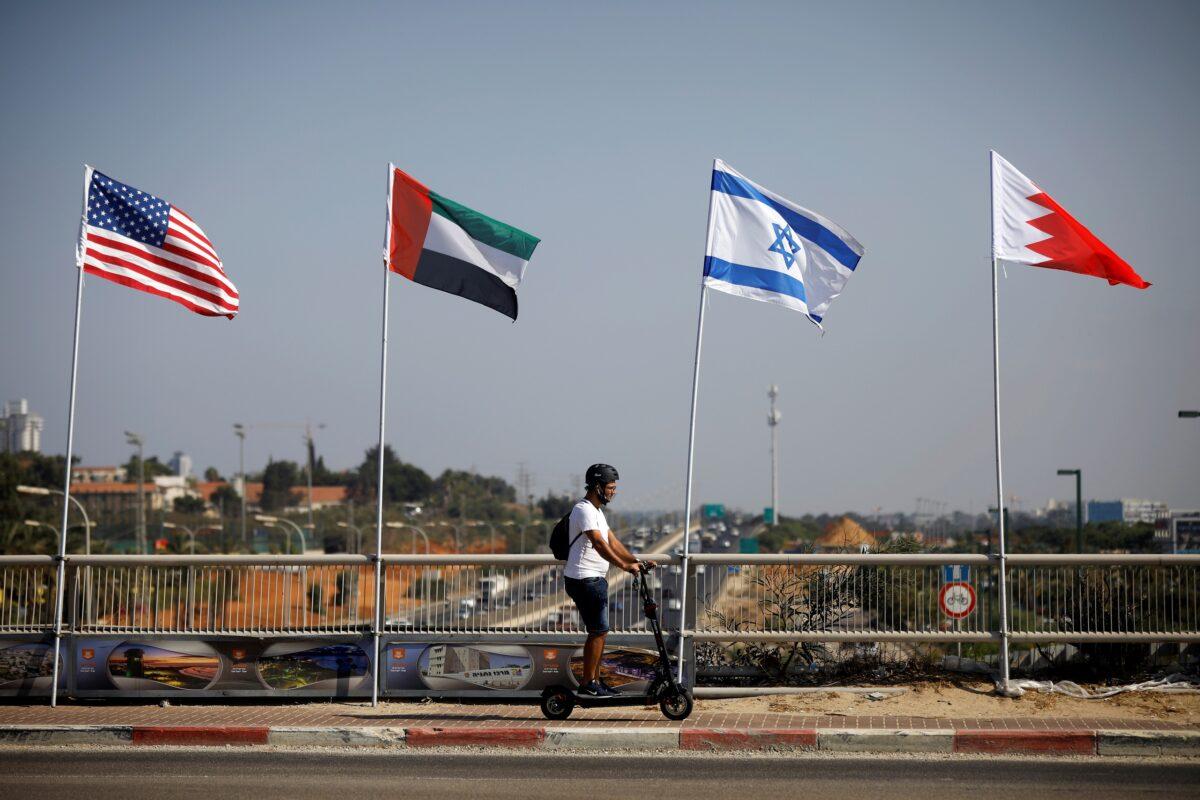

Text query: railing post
(684, 557), (698, 689)
(372, 554), (383, 707)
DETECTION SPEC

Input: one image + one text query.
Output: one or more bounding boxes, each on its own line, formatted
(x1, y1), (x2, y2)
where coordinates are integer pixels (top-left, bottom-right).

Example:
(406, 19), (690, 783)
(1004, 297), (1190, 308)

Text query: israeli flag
(704, 159), (864, 329)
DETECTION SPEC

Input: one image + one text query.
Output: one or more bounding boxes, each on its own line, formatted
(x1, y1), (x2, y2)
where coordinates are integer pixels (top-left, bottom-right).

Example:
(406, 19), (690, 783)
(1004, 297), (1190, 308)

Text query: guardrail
(2, 552), (1198, 703)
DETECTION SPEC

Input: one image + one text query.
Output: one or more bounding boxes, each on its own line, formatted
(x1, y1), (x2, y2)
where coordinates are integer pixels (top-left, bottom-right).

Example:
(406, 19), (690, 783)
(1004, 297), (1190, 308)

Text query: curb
(0, 725), (1196, 756)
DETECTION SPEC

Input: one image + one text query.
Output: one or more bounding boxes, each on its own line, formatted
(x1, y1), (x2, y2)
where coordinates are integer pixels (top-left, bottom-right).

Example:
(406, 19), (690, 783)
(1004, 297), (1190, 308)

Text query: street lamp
(256, 515), (307, 554)
(1056, 469), (1083, 552)
(385, 521), (431, 555)
(18, 485), (94, 555)
(1180, 411), (1199, 419)
(124, 431), (146, 554)
(337, 521), (363, 554)
(233, 423), (247, 546)
(24, 519), (61, 545)
(161, 522), (222, 555)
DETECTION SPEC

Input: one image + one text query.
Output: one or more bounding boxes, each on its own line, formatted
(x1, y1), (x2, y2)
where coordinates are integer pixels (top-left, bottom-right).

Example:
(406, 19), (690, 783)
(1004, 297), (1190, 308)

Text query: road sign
(763, 507), (775, 525)
(942, 565), (970, 583)
(702, 504), (726, 519)
(939, 581), (976, 619)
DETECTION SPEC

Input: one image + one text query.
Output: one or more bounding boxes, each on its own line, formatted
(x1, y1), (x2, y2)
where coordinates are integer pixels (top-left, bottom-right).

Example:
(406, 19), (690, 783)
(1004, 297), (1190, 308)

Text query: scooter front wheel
(541, 690), (574, 720)
(659, 689), (693, 721)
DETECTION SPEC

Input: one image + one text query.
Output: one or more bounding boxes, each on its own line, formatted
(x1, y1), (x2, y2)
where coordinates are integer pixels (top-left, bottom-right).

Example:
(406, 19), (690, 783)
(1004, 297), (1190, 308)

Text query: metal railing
(2, 553), (1199, 642)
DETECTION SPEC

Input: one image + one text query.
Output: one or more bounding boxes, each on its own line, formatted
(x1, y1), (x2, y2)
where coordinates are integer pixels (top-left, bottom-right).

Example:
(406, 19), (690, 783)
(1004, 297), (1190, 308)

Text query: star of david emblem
(769, 223), (800, 269)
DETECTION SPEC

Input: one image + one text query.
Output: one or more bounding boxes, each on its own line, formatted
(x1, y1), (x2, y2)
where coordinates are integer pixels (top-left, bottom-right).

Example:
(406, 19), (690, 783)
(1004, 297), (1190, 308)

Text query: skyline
(2, 2), (1198, 516)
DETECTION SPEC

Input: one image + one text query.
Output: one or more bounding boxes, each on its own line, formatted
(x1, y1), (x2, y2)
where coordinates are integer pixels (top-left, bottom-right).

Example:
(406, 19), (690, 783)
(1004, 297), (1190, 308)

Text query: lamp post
(1180, 410), (1200, 419)
(767, 385), (780, 526)
(338, 521), (363, 554)
(161, 522), (222, 555)
(124, 431), (145, 554)
(385, 521), (430, 555)
(1056, 469), (1083, 552)
(23, 519), (61, 546)
(233, 423), (247, 546)
(256, 515), (307, 554)
(18, 485), (93, 555)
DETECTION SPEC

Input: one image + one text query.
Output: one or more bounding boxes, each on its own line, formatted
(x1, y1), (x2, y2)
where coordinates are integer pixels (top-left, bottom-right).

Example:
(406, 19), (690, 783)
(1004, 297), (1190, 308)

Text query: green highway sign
(702, 504), (726, 519)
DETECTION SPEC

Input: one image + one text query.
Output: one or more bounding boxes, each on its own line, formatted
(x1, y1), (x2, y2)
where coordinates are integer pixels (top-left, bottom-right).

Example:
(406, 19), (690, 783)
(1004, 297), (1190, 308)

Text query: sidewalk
(2, 698), (1198, 755)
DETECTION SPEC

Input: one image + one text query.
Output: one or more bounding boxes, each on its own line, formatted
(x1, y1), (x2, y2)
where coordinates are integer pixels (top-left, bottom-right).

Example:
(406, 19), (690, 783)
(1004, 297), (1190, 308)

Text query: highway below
(3, 749), (1197, 799)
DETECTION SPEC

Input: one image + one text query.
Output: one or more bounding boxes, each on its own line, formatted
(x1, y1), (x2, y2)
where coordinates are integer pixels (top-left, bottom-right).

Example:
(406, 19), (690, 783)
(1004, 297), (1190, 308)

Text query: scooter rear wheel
(659, 689), (693, 721)
(541, 690), (574, 720)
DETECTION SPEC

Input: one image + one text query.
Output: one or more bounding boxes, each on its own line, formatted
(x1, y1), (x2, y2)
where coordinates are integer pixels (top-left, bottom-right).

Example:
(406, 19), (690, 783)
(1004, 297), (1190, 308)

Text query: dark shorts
(564, 576), (610, 634)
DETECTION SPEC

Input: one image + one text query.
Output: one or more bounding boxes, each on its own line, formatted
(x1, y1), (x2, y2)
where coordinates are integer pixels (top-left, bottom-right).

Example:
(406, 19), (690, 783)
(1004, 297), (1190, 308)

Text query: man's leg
(583, 631), (607, 683)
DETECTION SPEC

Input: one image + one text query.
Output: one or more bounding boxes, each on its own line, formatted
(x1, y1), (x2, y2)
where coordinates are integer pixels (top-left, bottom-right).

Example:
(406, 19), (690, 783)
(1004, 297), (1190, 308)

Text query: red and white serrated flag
(991, 152), (1149, 290)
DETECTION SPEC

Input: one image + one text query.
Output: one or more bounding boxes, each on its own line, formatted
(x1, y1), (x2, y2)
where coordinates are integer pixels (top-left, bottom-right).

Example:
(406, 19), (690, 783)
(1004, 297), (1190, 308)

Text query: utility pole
(125, 431), (145, 554)
(767, 385), (780, 525)
(233, 423), (247, 546)
(1057, 469), (1083, 552)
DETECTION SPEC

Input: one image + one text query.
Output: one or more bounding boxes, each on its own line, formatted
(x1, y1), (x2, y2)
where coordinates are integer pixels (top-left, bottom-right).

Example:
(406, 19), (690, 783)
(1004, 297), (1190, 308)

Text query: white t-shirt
(564, 499), (611, 579)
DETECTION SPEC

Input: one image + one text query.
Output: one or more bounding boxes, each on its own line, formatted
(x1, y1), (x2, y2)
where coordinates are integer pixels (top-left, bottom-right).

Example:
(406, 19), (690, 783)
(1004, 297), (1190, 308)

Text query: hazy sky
(2, 1), (1197, 516)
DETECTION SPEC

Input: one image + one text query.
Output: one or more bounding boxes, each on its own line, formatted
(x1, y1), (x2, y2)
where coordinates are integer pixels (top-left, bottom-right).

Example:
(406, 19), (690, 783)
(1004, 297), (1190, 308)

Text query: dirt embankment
(701, 681), (1200, 723)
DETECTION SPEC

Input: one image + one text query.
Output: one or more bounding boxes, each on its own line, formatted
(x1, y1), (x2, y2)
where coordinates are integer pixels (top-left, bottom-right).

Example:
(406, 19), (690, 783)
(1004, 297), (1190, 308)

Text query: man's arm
(584, 529), (640, 573)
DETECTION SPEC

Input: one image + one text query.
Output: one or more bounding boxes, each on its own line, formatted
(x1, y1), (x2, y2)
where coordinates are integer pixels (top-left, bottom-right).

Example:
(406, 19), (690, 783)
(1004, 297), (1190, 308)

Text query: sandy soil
(698, 681), (1200, 723)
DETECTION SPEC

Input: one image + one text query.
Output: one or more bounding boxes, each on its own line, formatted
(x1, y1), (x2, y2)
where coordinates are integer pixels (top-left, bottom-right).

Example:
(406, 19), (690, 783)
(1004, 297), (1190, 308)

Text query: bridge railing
(2, 553), (1198, 643)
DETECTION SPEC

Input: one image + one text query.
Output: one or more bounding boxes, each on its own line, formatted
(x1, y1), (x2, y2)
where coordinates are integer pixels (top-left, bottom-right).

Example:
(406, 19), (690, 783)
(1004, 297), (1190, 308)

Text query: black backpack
(549, 512), (583, 560)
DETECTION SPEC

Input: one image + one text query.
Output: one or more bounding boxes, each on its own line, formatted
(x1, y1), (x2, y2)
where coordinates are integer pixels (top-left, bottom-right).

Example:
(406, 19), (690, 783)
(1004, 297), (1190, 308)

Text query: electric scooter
(539, 564), (694, 721)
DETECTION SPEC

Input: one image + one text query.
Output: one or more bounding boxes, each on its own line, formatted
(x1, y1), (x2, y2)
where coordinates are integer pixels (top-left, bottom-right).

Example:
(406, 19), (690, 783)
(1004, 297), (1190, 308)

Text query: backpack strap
(567, 532), (584, 553)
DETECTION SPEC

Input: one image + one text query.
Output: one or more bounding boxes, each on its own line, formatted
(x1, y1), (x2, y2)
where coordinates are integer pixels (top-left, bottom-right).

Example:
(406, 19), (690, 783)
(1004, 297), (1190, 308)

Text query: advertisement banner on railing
(383, 641), (669, 695)
(0, 637), (63, 697)
(70, 637), (375, 697)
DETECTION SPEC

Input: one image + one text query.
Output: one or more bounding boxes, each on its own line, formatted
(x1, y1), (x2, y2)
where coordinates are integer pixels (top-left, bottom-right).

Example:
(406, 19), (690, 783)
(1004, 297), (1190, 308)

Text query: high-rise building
(0, 399), (44, 453)
(169, 451), (193, 478)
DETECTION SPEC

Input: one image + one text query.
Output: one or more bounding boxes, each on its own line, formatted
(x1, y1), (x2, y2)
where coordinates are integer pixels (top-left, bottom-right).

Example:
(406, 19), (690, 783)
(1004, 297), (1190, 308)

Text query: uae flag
(385, 165), (540, 319)
(992, 152), (1149, 289)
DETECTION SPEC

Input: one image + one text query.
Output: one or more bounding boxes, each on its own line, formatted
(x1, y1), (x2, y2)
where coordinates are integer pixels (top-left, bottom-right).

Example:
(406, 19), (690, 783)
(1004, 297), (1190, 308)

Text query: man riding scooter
(563, 463), (656, 696)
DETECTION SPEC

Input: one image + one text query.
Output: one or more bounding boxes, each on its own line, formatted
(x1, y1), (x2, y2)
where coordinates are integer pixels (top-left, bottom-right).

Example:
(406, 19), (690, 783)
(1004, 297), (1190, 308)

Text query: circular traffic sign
(939, 581), (976, 619)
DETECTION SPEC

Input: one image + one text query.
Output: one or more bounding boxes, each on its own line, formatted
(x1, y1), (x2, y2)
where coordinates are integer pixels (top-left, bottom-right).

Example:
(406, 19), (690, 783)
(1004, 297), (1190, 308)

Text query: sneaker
(579, 680), (618, 698)
(597, 678), (621, 695)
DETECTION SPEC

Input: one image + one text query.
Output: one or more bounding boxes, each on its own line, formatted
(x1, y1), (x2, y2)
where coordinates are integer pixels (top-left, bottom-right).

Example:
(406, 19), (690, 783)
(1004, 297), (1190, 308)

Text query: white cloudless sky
(1, 1), (1197, 515)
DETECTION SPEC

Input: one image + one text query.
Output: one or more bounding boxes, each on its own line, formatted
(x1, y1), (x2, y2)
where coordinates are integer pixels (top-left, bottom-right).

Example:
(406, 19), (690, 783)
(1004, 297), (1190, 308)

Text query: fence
(1, 552), (1198, 702)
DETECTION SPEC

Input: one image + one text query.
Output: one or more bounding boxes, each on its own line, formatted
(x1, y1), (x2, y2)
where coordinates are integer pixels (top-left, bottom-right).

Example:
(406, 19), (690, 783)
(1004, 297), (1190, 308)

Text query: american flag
(78, 168), (238, 318)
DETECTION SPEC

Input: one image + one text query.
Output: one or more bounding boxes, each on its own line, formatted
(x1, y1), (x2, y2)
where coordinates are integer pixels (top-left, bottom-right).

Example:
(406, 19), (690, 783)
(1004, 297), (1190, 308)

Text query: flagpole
(371, 165), (395, 707)
(989, 151), (1012, 694)
(675, 162), (718, 684)
(50, 165), (93, 707)
(675, 283), (707, 684)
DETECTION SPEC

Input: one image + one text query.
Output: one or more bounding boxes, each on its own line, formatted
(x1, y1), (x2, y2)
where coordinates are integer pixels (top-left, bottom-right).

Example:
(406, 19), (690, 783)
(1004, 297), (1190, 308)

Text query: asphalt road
(3, 750), (1198, 800)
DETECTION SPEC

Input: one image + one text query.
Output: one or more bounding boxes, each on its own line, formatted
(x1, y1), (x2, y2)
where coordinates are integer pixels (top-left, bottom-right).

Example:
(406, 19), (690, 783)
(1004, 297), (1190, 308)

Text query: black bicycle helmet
(585, 463), (619, 489)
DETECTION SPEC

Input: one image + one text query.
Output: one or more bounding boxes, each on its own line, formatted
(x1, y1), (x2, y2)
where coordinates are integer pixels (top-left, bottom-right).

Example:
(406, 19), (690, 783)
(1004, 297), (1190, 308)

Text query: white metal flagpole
(371, 164), (395, 707)
(50, 165), (93, 706)
(989, 150), (1012, 693)
(675, 160), (718, 684)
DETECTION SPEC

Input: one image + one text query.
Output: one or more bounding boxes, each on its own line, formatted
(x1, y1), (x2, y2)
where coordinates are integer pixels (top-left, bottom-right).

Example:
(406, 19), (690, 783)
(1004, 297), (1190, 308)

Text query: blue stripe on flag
(704, 256), (808, 305)
(711, 170), (861, 272)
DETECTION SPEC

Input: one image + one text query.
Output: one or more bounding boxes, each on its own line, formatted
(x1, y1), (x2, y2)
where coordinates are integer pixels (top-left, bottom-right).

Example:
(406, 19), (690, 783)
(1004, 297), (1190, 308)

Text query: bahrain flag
(991, 151), (1149, 289)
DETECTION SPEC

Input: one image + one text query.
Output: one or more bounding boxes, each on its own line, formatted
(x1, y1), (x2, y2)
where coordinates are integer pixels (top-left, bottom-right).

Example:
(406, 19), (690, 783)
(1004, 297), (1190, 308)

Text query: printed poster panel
(384, 641), (669, 694)
(0, 639), (62, 696)
(258, 642), (370, 692)
(71, 637), (374, 697)
(107, 640), (220, 691)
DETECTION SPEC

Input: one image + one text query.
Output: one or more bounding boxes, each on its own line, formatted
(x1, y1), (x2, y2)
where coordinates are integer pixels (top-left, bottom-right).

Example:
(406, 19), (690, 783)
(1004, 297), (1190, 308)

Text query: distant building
(1, 399), (44, 453)
(814, 517), (877, 552)
(168, 451), (192, 478)
(71, 465), (127, 483)
(1087, 498), (1169, 525)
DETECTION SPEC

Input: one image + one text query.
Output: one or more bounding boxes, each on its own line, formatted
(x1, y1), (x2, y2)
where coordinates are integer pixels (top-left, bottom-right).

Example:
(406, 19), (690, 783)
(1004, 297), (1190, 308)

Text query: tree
(538, 492), (574, 519)
(203, 466), (222, 482)
(209, 483), (240, 516)
(259, 458), (301, 512)
(346, 446), (433, 504)
(434, 469), (517, 520)
(173, 495), (207, 514)
(309, 454), (348, 486)
(122, 455), (174, 481)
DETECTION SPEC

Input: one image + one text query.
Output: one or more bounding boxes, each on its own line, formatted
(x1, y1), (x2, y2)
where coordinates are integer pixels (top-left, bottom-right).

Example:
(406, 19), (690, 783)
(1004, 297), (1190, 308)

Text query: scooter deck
(567, 692), (656, 708)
